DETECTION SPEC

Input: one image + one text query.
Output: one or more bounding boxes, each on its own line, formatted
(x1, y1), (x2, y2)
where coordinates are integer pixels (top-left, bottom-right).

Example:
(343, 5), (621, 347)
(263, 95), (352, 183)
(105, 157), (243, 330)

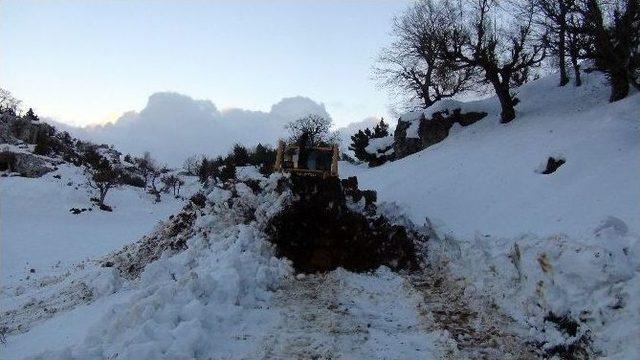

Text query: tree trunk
(485, 70), (517, 123)
(99, 188), (107, 207)
(558, 27), (569, 87)
(493, 81), (516, 123)
(570, 52), (582, 86)
(558, 8), (569, 86)
(609, 69), (630, 102)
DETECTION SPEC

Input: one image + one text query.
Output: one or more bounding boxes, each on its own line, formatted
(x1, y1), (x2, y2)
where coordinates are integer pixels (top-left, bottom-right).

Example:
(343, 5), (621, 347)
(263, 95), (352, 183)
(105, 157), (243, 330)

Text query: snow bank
(426, 216), (640, 358)
(342, 71), (640, 357)
(25, 173), (294, 359)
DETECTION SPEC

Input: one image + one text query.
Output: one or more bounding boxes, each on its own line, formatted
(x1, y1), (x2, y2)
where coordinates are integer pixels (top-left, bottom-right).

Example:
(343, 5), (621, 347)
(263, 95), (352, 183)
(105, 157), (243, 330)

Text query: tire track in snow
(256, 269), (458, 360)
(409, 267), (541, 359)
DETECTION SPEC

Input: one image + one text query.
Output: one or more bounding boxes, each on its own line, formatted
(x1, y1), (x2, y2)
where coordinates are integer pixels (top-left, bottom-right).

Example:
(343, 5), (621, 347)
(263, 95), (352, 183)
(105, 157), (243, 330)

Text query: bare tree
(375, 0), (475, 109)
(148, 162), (170, 202)
(566, 12), (589, 86)
(134, 151), (155, 188)
(161, 174), (185, 196)
(285, 114), (337, 146)
(579, 0), (640, 101)
(182, 155), (202, 175)
(441, 0), (546, 123)
(534, 0), (577, 86)
(0, 88), (21, 115)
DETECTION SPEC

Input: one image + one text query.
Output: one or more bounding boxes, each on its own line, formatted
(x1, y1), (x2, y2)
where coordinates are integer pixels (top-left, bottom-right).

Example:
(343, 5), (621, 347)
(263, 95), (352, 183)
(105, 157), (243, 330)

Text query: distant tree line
(375, 0), (639, 123)
(192, 143), (277, 186)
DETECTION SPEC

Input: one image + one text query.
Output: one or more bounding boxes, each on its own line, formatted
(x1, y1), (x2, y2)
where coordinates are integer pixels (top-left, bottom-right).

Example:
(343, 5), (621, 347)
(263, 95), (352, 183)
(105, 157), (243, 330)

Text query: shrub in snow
(0, 150), (16, 171)
(195, 144), (276, 185)
(231, 143), (250, 166)
(349, 119), (394, 167)
(161, 173), (184, 196)
(120, 170), (145, 188)
(266, 175), (420, 273)
(218, 160), (236, 183)
(189, 192), (206, 207)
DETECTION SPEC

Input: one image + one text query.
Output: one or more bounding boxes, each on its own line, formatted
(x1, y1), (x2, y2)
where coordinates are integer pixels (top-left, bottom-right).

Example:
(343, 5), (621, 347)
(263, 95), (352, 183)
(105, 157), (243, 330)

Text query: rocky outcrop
(394, 108), (487, 159)
(0, 113), (55, 145)
(393, 120), (423, 159)
(0, 150), (57, 177)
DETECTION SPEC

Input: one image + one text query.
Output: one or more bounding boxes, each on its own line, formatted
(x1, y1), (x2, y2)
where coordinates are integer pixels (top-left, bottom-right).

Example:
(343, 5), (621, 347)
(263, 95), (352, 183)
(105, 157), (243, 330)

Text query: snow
(0, 164), (198, 288)
(343, 73), (640, 239)
(1, 171), (463, 359)
(1, 71), (638, 359)
(364, 136), (394, 157)
(341, 71), (640, 357)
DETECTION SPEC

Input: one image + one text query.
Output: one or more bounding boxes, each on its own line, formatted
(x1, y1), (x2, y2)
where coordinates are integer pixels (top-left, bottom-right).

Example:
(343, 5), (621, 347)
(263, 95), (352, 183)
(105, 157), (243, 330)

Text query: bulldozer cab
(274, 140), (339, 177)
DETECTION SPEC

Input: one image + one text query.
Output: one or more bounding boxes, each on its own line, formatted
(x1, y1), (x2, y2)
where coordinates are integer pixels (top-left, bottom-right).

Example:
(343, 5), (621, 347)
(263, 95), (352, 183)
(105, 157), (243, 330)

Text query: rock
(0, 113), (55, 145)
(0, 150), (56, 177)
(393, 119), (423, 160)
(393, 109), (487, 159)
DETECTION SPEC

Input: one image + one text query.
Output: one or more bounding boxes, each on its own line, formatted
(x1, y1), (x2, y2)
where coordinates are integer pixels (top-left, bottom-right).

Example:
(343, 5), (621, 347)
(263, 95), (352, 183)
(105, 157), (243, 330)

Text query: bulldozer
(274, 139), (339, 177)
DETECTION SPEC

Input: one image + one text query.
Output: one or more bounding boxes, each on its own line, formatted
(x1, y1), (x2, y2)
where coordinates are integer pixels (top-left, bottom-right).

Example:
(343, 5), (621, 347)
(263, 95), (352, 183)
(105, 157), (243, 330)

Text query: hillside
(342, 71), (640, 358)
(343, 72), (639, 239)
(1, 71), (638, 360)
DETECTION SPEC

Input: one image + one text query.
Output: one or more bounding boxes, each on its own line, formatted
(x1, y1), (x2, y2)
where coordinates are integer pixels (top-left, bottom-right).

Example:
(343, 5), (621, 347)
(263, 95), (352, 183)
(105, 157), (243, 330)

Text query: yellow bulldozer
(274, 139), (339, 178)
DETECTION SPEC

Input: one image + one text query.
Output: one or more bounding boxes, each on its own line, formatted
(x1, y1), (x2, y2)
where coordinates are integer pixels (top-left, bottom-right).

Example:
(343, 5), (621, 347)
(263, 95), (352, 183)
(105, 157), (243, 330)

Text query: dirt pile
(266, 175), (421, 273)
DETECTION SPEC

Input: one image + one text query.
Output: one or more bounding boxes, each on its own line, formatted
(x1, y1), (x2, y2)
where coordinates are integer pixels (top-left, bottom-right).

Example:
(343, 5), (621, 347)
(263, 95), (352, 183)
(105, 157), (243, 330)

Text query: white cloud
(58, 92), (332, 166)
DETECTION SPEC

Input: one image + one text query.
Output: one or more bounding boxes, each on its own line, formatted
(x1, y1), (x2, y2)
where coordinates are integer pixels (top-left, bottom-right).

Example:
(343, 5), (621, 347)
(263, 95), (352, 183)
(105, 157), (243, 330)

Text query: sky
(0, 0), (410, 127)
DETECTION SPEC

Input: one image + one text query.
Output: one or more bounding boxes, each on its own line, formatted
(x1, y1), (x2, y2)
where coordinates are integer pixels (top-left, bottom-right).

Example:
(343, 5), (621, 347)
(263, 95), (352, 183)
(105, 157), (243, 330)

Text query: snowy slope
(1, 164), (198, 287)
(341, 71), (640, 358)
(342, 72), (639, 239)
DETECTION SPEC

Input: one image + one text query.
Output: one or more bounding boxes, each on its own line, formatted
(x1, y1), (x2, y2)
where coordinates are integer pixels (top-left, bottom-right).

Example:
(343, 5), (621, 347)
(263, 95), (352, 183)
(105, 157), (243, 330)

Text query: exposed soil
(266, 175), (420, 273)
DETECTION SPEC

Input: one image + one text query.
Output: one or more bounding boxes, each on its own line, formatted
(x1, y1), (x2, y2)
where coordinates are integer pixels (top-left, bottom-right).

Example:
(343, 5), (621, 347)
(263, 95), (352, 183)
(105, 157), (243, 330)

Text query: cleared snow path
(255, 267), (538, 360)
(258, 268), (456, 359)
(409, 269), (539, 359)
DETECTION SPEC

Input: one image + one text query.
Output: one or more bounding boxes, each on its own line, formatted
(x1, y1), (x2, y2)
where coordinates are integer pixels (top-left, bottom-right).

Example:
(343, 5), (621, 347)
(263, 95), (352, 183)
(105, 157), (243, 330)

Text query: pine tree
(198, 158), (210, 184)
(349, 130), (372, 162)
(24, 108), (39, 121)
(372, 118), (389, 138)
(232, 144), (250, 166)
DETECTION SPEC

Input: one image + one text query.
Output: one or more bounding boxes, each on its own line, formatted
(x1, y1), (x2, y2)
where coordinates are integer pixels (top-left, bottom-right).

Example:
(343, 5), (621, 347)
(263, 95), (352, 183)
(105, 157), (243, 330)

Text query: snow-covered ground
(1, 172), (460, 360)
(1, 164), (198, 287)
(1, 71), (638, 359)
(341, 72), (640, 358)
(342, 74), (639, 239)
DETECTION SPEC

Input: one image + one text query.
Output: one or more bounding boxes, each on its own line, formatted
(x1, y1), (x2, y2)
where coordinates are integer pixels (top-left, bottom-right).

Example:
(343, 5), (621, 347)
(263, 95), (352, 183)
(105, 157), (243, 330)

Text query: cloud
(60, 92), (332, 166)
